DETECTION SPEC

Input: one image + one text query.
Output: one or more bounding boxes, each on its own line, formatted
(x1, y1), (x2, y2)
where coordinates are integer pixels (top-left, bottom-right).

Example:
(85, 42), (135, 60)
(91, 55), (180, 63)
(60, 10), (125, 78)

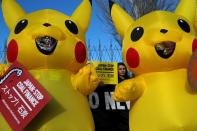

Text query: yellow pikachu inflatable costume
(0, 0), (99, 130)
(194, 4), (197, 32)
(110, 0), (197, 130)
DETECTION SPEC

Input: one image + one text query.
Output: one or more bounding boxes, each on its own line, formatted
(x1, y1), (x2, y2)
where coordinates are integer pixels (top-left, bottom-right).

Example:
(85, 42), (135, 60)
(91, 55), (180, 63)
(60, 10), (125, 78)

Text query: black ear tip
(109, 0), (115, 13)
(89, 0), (92, 6)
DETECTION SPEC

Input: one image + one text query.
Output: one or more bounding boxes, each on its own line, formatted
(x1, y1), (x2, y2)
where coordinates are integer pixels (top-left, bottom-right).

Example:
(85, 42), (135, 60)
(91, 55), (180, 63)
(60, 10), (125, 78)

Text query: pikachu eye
(65, 20), (78, 34)
(178, 19), (190, 33)
(130, 27), (144, 42)
(14, 19), (28, 34)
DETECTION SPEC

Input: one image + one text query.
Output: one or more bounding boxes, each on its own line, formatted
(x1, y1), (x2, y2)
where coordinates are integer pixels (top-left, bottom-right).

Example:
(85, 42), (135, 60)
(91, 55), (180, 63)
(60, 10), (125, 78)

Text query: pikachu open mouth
(155, 41), (176, 59)
(35, 36), (57, 55)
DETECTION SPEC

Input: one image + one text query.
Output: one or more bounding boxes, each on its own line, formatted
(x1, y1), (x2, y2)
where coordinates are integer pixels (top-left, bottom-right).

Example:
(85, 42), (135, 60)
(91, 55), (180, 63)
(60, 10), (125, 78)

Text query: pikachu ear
(71, 0), (92, 32)
(109, 0), (134, 38)
(2, 0), (26, 30)
(175, 0), (196, 22)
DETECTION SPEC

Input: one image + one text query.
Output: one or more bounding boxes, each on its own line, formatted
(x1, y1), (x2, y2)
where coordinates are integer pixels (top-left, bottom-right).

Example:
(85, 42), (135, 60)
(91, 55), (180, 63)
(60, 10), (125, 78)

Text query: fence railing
(0, 51), (6, 63)
(0, 40), (123, 63)
(87, 40), (122, 62)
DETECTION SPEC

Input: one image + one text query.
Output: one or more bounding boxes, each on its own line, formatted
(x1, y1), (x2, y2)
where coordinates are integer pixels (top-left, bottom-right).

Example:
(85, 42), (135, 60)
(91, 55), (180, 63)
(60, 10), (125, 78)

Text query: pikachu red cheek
(75, 41), (86, 63)
(192, 39), (197, 52)
(126, 48), (140, 68)
(7, 39), (18, 63)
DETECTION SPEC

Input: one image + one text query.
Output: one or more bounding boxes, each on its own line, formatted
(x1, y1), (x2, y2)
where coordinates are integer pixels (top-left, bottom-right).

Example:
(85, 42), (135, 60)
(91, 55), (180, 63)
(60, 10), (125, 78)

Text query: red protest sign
(0, 62), (51, 131)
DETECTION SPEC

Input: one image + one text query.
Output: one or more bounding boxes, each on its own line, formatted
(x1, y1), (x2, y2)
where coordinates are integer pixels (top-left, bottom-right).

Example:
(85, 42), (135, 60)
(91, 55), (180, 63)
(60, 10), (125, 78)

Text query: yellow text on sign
(91, 61), (118, 85)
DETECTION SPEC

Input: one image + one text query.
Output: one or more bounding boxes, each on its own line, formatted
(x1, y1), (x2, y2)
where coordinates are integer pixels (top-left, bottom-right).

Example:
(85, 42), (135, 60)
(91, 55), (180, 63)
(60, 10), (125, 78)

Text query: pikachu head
(2, 0), (92, 73)
(110, 0), (197, 75)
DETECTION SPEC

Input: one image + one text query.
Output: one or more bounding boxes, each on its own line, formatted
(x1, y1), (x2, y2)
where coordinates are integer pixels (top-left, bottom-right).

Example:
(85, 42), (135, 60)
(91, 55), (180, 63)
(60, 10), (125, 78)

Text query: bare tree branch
(95, 0), (179, 47)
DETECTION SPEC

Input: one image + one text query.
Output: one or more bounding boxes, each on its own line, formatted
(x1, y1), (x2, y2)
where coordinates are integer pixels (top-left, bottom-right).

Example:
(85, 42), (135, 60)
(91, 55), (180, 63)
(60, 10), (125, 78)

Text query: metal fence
(0, 51), (6, 63)
(0, 40), (123, 63)
(87, 39), (123, 62)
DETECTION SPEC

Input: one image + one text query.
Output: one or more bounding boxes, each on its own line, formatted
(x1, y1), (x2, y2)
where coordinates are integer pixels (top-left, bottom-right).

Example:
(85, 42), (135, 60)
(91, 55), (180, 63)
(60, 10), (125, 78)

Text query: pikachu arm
(71, 64), (100, 96)
(0, 64), (9, 98)
(0, 64), (9, 76)
(113, 76), (146, 102)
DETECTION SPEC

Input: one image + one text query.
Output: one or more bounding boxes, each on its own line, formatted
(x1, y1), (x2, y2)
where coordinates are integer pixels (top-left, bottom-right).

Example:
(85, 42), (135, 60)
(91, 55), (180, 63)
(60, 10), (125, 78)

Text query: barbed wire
(87, 39), (122, 62)
(0, 51), (6, 63)
(0, 40), (123, 63)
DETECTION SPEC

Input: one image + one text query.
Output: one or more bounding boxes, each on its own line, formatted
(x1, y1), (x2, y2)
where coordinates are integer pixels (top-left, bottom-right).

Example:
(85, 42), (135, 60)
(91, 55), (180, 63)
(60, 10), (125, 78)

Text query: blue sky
(0, 0), (114, 45)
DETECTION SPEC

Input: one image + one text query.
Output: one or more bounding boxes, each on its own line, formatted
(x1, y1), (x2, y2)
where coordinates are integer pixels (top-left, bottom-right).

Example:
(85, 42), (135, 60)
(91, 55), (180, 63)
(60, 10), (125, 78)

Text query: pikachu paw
(71, 64), (100, 95)
(113, 78), (145, 102)
(113, 80), (134, 101)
